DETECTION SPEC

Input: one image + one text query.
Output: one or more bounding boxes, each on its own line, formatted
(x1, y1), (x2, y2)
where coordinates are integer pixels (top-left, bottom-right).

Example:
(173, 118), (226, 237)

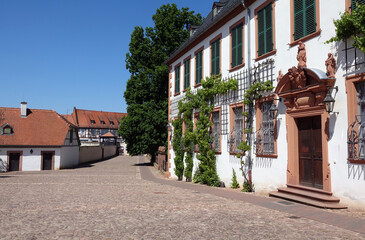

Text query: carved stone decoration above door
(275, 67), (335, 111)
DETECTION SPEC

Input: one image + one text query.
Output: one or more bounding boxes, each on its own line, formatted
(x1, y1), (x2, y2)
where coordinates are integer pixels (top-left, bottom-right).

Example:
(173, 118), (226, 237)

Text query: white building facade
(166, 0), (365, 209)
(0, 103), (80, 172)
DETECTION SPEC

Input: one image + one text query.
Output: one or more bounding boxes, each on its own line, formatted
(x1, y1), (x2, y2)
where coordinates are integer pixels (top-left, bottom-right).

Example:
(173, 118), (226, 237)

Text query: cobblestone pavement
(0, 156), (364, 240)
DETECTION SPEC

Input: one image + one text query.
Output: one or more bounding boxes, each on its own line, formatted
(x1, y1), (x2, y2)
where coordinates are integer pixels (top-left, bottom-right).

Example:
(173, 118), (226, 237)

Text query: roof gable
(0, 107), (74, 147)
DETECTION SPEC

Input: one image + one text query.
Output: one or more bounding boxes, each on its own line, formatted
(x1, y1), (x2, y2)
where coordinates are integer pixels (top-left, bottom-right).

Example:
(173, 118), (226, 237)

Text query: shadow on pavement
(0, 175), (13, 178)
(74, 156), (115, 169)
(133, 162), (153, 167)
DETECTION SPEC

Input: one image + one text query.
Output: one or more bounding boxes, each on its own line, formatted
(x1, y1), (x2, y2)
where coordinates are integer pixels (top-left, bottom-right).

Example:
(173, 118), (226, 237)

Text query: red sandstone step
(269, 191), (347, 209)
(286, 184), (333, 195)
(277, 187), (340, 202)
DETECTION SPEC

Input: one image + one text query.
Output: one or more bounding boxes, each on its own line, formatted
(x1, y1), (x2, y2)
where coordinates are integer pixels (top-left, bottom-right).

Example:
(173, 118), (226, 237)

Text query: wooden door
(298, 116), (323, 189)
(42, 152), (53, 170)
(9, 153), (20, 171)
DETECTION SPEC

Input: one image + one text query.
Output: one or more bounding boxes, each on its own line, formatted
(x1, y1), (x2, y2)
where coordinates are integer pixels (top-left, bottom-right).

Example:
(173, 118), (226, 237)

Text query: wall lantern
(269, 97), (281, 119)
(323, 86), (338, 113)
(269, 103), (279, 119)
(30, 149), (33, 154)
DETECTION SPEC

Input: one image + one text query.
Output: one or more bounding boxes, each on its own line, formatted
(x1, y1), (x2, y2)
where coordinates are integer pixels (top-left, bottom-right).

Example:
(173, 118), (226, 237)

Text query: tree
(119, 4), (203, 161)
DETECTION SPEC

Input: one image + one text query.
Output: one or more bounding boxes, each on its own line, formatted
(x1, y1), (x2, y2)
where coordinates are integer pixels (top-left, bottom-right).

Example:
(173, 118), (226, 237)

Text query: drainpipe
(241, 0), (253, 188)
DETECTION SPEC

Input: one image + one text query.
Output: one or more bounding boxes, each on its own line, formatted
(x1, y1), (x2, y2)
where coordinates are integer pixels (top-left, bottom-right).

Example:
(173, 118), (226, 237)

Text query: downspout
(241, 0), (253, 188)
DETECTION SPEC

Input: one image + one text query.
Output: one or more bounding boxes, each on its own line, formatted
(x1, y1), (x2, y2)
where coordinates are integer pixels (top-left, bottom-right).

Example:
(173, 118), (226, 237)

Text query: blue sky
(0, 0), (211, 114)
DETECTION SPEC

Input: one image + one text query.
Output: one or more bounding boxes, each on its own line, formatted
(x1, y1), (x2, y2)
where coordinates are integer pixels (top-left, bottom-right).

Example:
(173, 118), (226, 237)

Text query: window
(347, 75), (365, 163)
(184, 58), (190, 90)
(100, 120), (105, 125)
(195, 49), (203, 85)
(231, 22), (243, 68)
(229, 104), (244, 153)
(70, 129), (73, 143)
(255, 101), (276, 157)
(3, 127), (11, 134)
(351, 0), (365, 10)
(175, 64), (181, 94)
(257, 3), (273, 56)
(210, 35), (221, 76)
(110, 121), (114, 125)
(211, 109), (221, 152)
(293, 0), (317, 41)
(90, 120), (96, 124)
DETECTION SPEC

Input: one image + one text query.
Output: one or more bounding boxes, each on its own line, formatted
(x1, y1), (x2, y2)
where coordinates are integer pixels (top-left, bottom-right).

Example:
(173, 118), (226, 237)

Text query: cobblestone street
(0, 156), (364, 239)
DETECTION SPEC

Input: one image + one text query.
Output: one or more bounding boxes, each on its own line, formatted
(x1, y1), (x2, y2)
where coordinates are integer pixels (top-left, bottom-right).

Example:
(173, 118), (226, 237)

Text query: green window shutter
(265, 4), (273, 53)
(294, 0), (316, 41)
(184, 59), (190, 89)
(211, 39), (220, 75)
(352, 0), (365, 10)
(305, 0), (316, 36)
(294, 0), (304, 41)
(175, 66), (180, 94)
(257, 3), (273, 56)
(231, 23), (243, 68)
(237, 24), (243, 66)
(211, 42), (216, 75)
(195, 51), (202, 85)
(232, 27), (237, 68)
(258, 9), (265, 56)
(216, 39), (220, 74)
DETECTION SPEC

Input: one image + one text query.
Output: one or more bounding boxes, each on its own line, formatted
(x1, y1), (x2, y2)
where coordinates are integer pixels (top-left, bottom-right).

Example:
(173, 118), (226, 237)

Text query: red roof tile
(0, 107), (74, 147)
(69, 108), (127, 129)
(101, 131), (116, 137)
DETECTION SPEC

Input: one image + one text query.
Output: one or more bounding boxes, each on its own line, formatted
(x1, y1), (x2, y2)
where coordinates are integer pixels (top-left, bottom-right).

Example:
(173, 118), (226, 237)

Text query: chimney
(21, 102), (27, 118)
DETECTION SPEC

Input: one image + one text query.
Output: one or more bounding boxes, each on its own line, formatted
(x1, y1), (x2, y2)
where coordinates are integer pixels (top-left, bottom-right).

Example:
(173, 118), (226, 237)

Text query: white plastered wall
(0, 148), (61, 171)
(168, 0), (365, 208)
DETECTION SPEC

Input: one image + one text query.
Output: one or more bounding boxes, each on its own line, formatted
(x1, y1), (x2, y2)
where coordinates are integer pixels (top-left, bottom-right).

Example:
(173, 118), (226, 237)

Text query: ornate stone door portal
(275, 64), (335, 192)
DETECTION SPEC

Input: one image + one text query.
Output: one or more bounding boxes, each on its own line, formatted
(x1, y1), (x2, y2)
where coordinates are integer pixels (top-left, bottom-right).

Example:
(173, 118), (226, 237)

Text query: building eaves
(166, 0), (252, 65)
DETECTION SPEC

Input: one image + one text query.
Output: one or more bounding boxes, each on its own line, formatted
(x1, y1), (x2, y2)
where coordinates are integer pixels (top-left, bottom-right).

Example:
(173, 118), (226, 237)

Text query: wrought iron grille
(255, 101), (275, 155)
(348, 115), (365, 161)
(169, 58), (276, 152)
(228, 107), (244, 153)
(343, 38), (365, 74)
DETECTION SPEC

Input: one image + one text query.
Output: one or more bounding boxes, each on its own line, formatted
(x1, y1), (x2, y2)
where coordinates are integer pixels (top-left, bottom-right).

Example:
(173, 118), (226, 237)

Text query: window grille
(255, 101), (275, 155)
(343, 39), (365, 74)
(348, 82), (365, 161)
(212, 111), (220, 151)
(228, 107), (244, 153)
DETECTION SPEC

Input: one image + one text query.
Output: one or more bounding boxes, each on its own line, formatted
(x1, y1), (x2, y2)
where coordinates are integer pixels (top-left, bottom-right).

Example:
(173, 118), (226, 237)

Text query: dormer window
(90, 120), (96, 124)
(101, 120), (105, 125)
(212, 1), (225, 18)
(1, 124), (13, 135)
(110, 121), (114, 125)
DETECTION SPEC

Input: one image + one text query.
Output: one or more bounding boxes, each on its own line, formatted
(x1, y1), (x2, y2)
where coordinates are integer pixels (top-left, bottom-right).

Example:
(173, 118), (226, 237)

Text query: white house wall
(168, 0), (365, 208)
(60, 146), (79, 169)
(0, 148), (61, 171)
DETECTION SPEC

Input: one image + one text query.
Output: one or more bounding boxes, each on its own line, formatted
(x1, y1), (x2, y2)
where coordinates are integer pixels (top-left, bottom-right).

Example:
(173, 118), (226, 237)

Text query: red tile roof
(66, 108), (127, 130)
(0, 107), (75, 147)
(101, 131), (117, 138)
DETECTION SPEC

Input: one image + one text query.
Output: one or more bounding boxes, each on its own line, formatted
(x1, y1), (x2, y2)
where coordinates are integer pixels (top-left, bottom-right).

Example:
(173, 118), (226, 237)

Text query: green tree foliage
(326, 4), (365, 52)
(119, 4), (203, 161)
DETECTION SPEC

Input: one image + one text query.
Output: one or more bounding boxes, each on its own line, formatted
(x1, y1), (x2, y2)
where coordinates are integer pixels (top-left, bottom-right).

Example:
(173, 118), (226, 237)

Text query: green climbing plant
(173, 74), (237, 186)
(230, 168), (240, 189)
(237, 80), (274, 192)
(326, 3), (365, 52)
(172, 115), (184, 180)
